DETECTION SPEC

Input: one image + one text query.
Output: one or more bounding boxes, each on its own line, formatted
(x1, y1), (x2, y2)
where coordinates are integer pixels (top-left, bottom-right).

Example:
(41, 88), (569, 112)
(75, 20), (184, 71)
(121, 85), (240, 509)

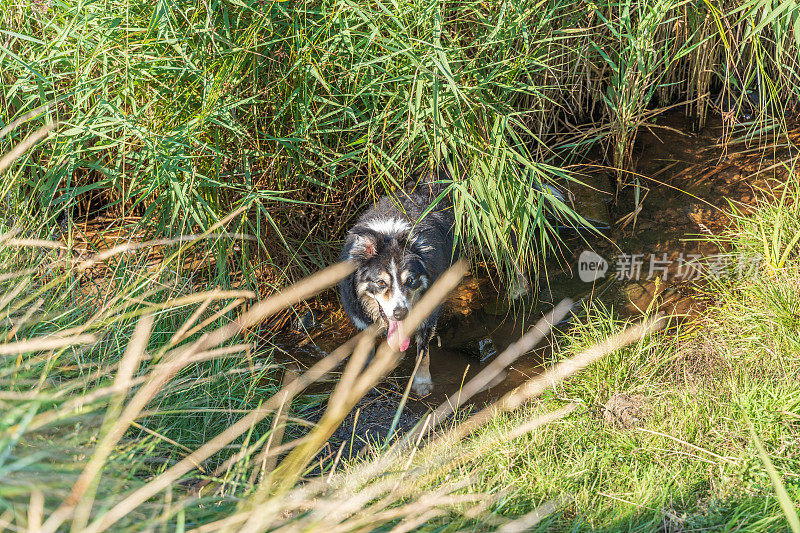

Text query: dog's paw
(412, 378), (434, 397)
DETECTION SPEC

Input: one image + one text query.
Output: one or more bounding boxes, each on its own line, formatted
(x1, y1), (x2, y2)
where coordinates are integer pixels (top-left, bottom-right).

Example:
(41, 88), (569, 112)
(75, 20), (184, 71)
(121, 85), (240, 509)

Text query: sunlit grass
(2, 0), (799, 286)
(430, 175), (800, 530)
(2, 0), (800, 531)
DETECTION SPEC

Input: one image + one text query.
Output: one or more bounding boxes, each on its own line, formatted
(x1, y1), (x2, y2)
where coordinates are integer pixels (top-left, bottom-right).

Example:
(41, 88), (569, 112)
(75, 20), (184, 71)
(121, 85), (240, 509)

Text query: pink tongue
(386, 319), (411, 352)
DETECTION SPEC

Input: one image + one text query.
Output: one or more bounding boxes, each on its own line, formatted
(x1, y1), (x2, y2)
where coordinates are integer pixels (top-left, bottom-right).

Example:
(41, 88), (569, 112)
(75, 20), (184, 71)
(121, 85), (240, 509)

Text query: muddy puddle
(277, 111), (796, 455)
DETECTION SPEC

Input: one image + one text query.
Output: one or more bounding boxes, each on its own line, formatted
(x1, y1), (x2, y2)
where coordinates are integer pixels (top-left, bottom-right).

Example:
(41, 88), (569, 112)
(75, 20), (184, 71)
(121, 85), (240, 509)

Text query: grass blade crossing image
(1, 0), (799, 530)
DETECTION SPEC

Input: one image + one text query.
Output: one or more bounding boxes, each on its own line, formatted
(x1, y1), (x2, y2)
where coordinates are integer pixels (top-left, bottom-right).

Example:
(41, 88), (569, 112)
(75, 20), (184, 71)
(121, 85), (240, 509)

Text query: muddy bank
(280, 112), (797, 455)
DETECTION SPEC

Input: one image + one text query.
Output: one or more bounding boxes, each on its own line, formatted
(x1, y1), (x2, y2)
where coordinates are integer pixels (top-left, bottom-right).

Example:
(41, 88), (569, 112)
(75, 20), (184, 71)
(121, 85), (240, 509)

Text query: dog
(338, 179), (457, 396)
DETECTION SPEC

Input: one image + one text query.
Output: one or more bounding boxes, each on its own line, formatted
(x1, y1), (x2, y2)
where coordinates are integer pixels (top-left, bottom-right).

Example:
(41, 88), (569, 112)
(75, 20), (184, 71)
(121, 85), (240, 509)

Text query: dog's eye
(375, 280), (387, 290)
(405, 275), (416, 287)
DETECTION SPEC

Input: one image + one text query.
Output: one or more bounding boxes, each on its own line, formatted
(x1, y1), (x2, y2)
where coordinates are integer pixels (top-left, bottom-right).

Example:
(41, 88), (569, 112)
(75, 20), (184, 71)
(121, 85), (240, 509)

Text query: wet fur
(338, 179), (457, 395)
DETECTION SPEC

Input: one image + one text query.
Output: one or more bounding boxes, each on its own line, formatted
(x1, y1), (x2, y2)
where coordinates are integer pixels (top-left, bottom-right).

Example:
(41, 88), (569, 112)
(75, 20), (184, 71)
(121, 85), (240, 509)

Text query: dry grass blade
(73, 262), (352, 464)
(0, 277), (31, 313)
(151, 291), (256, 311)
(6, 375), (142, 434)
(417, 298), (573, 439)
(0, 227), (22, 244)
(311, 483), (484, 533)
(269, 262), (468, 480)
(385, 405), (578, 519)
(0, 267), (37, 283)
(635, 427), (736, 463)
(170, 298), (249, 348)
(168, 293), (217, 347)
(0, 122), (57, 175)
(76, 233), (254, 272)
(496, 495), (572, 533)
(78, 263), (355, 526)
(265, 331), (378, 492)
(343, 316), (660, 529)
(73, 291), (254, 335)
(26, 490), (43, 533)
(193, 261), (354, 353)
(348, 314), (666, 489)
(256, 370), (297, 478)
(505, 402), (580, 441)
(189, 370), (300, 496)
(40, 315), (154, 533)
(394, 261), (469, 342)
(0, 100), (57, 140)
(4, 238), (67, 250)
(236, 261), (468, 532)
(83, 327), (373, 533)
(0, 334), (97, 356)
(195, 369), (302, 497)
(1, 346), (253, 435)
(448, 314), (667, 441)
(5, 297), (43, 341)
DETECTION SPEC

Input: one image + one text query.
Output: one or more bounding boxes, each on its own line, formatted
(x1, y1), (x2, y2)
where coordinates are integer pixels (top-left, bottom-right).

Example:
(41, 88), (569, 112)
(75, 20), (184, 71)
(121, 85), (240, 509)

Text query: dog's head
(344, 225), (430, 352)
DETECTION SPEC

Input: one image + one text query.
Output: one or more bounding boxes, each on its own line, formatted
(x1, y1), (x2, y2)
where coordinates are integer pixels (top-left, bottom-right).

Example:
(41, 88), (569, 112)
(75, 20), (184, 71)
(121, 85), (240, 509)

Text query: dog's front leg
(411, 330), (434, 396)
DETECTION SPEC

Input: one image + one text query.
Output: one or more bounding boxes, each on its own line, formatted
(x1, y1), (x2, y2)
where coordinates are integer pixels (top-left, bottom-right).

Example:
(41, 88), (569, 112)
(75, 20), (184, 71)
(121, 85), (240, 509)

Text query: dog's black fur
(338, 179), (457, 395)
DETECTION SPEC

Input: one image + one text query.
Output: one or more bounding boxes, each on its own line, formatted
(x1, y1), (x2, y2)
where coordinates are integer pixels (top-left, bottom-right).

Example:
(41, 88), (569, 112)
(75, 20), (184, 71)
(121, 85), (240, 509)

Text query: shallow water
(278, 111), (788, 442)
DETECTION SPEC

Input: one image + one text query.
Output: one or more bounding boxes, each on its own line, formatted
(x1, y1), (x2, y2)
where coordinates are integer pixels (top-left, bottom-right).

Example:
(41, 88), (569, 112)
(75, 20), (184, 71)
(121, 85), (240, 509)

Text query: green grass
(2, 0), (800, 531)
(0, 227), (293, 525)
(2, 0), (799, 285)
(447, 312), (798, 529)
(5, 204), (800, 530)
(425, 199), (800, 530)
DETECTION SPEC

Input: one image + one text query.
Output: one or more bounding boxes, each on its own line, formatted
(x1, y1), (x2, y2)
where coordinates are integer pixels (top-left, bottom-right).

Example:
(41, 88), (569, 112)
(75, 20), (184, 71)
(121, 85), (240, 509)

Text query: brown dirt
(599, 393), (647, 429)
(285, 112), (799, 451)
(64, 111), (799, 455)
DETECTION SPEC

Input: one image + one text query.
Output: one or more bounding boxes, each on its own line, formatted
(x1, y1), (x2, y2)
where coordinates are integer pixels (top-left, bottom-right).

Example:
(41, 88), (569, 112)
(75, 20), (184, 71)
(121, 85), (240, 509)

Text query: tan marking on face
(375, 271), (394, 303)
(377, 273), (391, 297)
(400, 271), (428, 307)
(359, 271), (395, 325)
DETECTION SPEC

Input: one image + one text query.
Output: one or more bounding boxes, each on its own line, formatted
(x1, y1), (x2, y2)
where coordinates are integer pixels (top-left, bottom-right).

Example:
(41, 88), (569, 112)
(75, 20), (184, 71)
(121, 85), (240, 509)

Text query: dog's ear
(347, 230), (379, 260)
(401, 232), (432, 255)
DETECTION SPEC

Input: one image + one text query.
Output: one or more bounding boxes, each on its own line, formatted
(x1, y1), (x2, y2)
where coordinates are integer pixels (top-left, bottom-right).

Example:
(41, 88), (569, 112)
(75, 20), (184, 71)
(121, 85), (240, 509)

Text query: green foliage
(450, 300), (800, 529)
(444, 177), (800, 531)
(2, 0), (799, 283)
(2, 0), (800, 530)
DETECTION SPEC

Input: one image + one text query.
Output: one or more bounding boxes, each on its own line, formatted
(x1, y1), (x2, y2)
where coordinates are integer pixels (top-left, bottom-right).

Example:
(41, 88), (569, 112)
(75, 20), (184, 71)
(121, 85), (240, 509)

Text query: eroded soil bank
(282, 112), (798, 458)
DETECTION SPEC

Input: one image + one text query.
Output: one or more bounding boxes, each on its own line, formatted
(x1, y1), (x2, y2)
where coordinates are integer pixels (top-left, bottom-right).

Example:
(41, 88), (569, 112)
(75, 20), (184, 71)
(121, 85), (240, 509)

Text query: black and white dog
(338, 180), (456, 396)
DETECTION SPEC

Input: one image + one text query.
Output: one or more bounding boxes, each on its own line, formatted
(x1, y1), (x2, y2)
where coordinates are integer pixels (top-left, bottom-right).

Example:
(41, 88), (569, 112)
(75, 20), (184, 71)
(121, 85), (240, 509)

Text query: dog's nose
(393, 307), (408, 320)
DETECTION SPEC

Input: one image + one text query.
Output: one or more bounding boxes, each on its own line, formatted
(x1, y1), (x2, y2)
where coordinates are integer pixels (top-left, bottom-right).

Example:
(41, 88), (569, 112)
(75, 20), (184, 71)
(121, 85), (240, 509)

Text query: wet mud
(280, 111), (797, 455)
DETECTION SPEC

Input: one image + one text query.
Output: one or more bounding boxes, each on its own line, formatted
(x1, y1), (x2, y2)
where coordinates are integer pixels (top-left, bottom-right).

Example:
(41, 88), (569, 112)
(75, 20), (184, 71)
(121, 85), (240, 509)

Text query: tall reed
(3, 0), (798, 286)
